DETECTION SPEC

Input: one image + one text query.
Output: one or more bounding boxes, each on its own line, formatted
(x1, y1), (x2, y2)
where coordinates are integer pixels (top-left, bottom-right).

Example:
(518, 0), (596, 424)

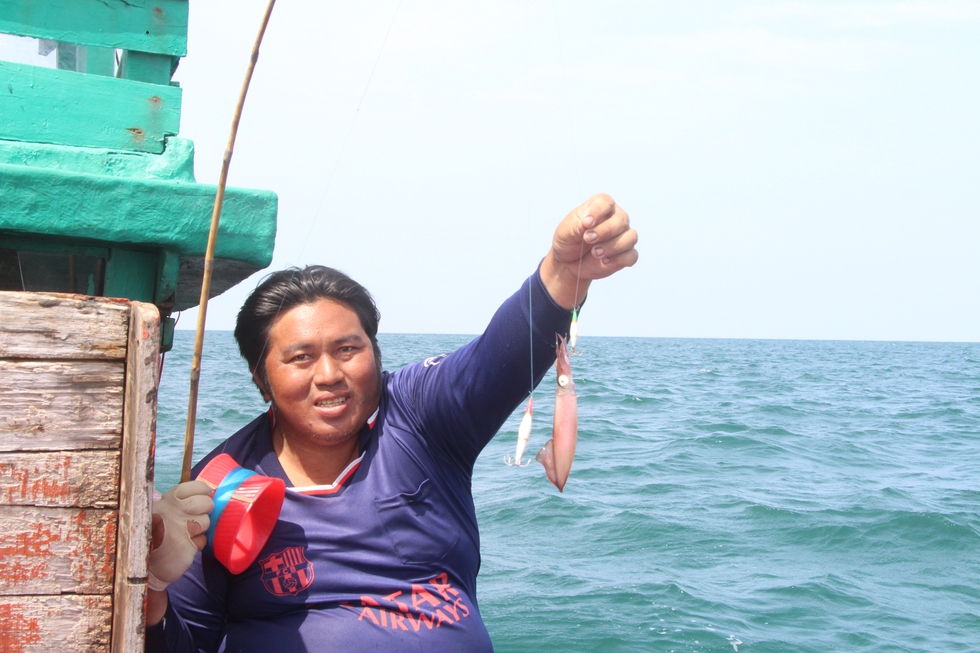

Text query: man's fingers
(180, 493), (214, 518)
(580, 193), (617, 228)
(583, 207), (631, 249)
(603, 246), (639, 271)
(190, 533), (208, 552)
(590, 226), (638, 261)
(555, 194), (623, 262)
(173, 480), (212, 501)
(186, 513), (211, 537)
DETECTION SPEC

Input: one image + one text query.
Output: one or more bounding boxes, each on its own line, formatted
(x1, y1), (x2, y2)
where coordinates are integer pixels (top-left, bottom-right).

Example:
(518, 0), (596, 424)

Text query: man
(146, 194), (638, 652)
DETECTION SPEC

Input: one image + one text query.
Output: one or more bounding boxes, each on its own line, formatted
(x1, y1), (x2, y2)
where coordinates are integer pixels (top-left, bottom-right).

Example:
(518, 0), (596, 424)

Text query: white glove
(147, 481), (214, 591)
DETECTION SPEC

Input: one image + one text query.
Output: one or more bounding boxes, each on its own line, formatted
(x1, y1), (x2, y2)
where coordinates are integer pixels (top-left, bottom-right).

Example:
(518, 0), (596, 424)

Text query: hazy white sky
(14, 1), (980, 341)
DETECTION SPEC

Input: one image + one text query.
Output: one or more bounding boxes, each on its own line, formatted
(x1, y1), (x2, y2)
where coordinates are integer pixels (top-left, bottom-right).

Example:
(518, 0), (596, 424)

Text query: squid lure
(535, 334), (578, 492)
(569, 307), (580, 354)
(504, 397), (534, 467)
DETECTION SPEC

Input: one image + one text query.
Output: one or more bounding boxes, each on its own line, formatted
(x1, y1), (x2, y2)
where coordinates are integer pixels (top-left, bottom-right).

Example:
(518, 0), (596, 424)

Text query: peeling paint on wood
(0, 291), (156, 649)
(0, 451), (120, 507)
(111, 301), (159, 651)
(0, 61), (181, 153)
(0, 0), (189, 57)
(0, 292), (129, 360)
(0, 360), (124, 452)
(0, 506), (116, 595)
(0, 594), (112, 652)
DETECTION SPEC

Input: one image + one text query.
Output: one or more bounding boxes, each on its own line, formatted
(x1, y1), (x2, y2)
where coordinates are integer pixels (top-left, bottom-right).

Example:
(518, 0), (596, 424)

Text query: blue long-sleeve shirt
(147, 270), (573, 652)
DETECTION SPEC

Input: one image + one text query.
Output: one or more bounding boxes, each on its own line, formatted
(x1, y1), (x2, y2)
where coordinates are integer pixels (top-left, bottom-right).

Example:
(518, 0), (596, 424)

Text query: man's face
(260, 299), (381, 451)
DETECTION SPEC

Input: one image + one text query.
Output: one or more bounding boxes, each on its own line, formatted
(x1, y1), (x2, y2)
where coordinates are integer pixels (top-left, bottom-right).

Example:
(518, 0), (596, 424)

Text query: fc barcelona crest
(259, 546), (314, 596)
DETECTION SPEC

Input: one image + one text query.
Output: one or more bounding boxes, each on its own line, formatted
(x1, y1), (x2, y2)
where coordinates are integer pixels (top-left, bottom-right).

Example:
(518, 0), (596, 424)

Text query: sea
(156, 331), (980, 653)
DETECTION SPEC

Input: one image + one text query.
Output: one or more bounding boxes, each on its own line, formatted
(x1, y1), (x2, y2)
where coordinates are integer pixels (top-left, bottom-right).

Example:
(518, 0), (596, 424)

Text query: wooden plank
(0, 506), (116, 595)
(0, 292), (129, 360)
(0, 451), (119, 508)
(0, 360), (123, 452)
(0, 0), (188, 57)
(0, 61), (182, 153)
(111, 301), (159, 653)
(0, 165), (278, 289)
(0, 594), (112, 652)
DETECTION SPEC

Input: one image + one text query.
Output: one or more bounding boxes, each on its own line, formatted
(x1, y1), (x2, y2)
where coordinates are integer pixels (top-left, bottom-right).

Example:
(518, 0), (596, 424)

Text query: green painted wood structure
(0, 0), (278, 351)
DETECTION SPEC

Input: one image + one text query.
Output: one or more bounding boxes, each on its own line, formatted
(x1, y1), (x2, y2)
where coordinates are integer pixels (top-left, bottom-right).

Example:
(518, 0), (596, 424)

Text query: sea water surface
(156, 332), (980, 652)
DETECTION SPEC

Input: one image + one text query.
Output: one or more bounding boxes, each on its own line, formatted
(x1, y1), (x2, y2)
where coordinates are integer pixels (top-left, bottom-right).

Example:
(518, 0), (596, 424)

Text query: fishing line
(294, 0), (403, 266)
(242, 1), (404, 393)
(551, 1), (582, 194)
(182, 0), (402, 480)
(552, 1), (586, 352)
(504, 2), (538, 468)
(523, 0), (535, 399)
(508, 2), (587, 467)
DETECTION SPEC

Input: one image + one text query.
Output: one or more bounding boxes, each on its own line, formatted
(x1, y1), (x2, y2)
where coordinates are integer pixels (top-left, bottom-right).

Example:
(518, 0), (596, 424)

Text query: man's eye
(290, 353), (310, 363)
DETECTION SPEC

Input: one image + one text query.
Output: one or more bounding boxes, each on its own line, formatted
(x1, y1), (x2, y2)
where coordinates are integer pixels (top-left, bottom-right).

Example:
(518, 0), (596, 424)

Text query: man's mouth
(315, 397), (347, 408)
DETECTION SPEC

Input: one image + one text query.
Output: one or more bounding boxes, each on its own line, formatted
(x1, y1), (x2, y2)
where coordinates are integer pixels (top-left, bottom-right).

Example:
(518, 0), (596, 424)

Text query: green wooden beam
(83, 46), (116, 77)
(0, 161), (277, 273)
(104, 247), (157, 303)
(0, 0), (188, 57)
(0, 137), (196, 183)
(0, 61), (181, 153)
(118, 50), (176, 85)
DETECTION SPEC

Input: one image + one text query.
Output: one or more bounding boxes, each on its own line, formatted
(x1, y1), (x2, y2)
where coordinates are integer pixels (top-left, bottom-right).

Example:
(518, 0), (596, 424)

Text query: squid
(536, 334), (578, 492)
(504, 397), (534, 467)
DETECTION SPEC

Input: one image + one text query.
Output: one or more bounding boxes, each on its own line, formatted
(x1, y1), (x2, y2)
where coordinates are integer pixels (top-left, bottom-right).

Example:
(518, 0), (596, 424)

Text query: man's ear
(252, 370), (272, 403)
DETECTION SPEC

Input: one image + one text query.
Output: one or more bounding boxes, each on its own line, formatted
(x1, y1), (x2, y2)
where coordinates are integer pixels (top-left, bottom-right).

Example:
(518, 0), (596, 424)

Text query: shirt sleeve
(144, 599), (195, 653)
(143, 545), (231, 652)
(398, 265), (576, 470)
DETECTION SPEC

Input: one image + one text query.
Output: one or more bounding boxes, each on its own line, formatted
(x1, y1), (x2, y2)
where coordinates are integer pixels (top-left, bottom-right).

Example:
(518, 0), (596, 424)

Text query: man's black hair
(234, 265), (382, 398)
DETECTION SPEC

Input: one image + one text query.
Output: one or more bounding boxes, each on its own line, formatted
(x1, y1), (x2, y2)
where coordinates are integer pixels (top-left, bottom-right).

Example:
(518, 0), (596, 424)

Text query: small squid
(536, 334), (578, 492)
(504, 397), (534, 467)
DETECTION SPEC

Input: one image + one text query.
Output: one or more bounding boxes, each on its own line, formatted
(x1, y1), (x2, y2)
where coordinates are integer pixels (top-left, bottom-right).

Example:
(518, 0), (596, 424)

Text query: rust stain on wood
(126, 127), (146, 144)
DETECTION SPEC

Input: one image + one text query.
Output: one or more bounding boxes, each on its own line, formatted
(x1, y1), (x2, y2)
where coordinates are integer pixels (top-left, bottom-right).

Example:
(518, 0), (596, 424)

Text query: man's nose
(313, 354), (342, 385)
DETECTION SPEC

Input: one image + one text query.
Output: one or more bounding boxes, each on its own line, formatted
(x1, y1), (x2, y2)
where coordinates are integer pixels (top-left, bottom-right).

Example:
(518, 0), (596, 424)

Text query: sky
(8, 1), (980, 341)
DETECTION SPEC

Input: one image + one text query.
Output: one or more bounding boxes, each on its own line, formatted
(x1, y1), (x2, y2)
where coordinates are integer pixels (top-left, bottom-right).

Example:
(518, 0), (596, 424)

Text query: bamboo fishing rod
(182, 0), (278, 483)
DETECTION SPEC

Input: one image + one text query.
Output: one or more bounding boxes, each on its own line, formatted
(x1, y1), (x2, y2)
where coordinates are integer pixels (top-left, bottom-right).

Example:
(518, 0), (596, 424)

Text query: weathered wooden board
(0, 0), (189, 57)
(111, 301), (158, 652)
(0, 294), (157, 649)
(0, 506), (116, 596)
(0, 61), (182, 153)
(0, 451), (119, 507)
(0, 594), (112, 652)
(0, 292), (129, 360)
(0, 360), (123, 451)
